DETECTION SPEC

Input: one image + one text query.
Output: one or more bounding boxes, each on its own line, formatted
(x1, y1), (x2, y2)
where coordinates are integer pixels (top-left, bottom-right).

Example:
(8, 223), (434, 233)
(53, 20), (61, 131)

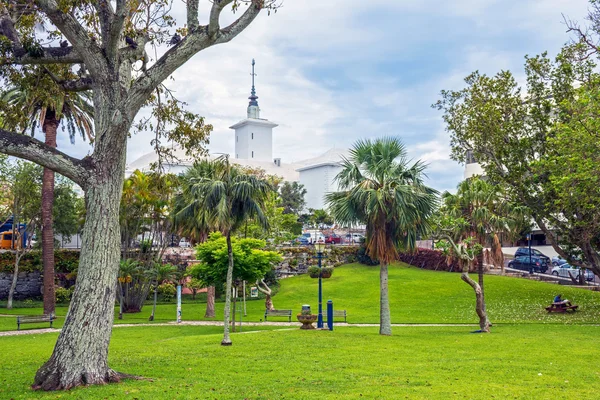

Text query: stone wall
(0, 271), (42, 300)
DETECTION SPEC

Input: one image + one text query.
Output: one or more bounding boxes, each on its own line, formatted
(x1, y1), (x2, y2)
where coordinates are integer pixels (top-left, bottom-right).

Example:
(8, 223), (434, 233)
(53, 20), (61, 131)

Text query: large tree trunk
(379, 262), (392, 335)
(221, 232), (234, 346)
(461, 268), (490, 333)
(33, 135), (128, 390)
(42, 114), (59, 316)
(204, 286), (215, 318)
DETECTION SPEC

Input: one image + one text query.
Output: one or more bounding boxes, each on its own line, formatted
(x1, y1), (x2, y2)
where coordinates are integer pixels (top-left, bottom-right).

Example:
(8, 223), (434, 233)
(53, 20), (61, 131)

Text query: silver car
(551, 264), (595, 281)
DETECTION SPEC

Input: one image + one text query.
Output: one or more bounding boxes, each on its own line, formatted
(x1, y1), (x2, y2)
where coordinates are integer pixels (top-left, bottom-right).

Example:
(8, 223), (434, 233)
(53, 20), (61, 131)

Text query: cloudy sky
(60, 0), (590, 193)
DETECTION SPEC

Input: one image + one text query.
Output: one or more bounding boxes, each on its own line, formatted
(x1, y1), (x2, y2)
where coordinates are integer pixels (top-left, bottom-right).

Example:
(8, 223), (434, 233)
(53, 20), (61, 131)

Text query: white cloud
(57, 0), (590, 193)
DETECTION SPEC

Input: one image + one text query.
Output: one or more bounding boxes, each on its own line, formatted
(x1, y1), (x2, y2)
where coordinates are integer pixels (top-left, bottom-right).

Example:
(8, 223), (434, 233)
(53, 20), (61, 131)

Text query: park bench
(545, 303), (578, 313)
(17, 314), (55, 330)
(323, 309), (347, 323)
(264, 309), (292, 322)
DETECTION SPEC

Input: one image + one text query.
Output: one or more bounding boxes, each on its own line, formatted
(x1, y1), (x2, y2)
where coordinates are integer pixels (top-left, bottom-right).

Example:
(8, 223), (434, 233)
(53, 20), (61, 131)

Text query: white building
(126, 60), (348, 211)
(297, 148), (347, 210)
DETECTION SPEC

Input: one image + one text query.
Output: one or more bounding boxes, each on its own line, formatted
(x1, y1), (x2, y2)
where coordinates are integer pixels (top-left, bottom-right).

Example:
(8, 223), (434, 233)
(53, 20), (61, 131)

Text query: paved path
(0, 321), (477, 337)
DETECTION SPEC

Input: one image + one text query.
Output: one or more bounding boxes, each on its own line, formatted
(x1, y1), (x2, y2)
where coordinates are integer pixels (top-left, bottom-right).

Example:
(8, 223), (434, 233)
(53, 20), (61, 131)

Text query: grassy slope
(2, 262), (600, 331)
(2, 324), (600, 399)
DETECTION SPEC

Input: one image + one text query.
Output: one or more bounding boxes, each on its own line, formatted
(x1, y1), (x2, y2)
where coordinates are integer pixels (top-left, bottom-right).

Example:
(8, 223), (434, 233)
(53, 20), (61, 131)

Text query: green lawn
(1, 324), (600, 399)
(2, 262), (600, 331)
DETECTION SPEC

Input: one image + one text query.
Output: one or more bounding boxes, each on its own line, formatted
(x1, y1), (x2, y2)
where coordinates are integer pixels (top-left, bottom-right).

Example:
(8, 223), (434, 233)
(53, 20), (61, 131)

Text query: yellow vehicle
(0, 231), (20, 250)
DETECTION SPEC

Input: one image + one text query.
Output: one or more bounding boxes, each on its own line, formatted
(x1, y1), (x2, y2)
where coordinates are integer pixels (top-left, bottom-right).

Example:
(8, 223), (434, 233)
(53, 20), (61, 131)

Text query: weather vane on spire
(248, 58), (259, 109)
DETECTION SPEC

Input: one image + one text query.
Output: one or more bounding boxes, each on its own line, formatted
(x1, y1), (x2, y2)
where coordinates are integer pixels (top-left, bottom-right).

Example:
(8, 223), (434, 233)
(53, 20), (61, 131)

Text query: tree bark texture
(379, 263), (392, 335)
(461, 271), (490, 333)
(205, 286), (215, 318)
(221, 232), (234, 345)
(42, 115), (59, 316)
(33, 137), (128, 390)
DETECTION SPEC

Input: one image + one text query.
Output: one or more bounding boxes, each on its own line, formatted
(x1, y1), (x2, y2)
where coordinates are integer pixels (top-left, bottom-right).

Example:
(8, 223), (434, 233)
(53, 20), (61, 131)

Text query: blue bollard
(327, 300), (333, 331)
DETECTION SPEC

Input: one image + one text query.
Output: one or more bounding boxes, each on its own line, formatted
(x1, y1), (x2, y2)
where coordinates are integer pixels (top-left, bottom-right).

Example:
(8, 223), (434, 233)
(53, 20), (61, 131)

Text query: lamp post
(314, 239), (326, 329)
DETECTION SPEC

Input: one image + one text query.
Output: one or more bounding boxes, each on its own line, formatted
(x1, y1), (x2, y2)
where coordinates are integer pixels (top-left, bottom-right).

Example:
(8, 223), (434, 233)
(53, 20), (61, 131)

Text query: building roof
(126, 147), (349, 181)
(229, 118), (278, 130)
(295, 148), (348, 172)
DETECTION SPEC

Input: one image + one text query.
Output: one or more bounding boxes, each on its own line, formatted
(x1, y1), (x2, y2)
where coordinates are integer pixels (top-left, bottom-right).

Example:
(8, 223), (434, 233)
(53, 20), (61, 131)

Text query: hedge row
(0, 250), (80, 274)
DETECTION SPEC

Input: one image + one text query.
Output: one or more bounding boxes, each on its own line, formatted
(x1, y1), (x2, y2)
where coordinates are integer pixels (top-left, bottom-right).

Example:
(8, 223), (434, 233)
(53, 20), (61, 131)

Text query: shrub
(55, 286), (73, 303)
(158, 283), (176, 302)
(398, 248), (459, 272)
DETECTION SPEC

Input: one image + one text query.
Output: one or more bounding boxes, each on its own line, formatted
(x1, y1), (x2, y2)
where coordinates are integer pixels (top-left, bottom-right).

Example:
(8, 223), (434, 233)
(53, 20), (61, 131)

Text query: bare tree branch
(0, 129), (93, 188)
(209, 0), (235, 37)
(127, 0), (263, 114)
(42, 66), (93, 91)
(107, 0), (127, 61)
(35, 0), (107, 77)
(94, 1), (115, 49)
(187, 0), (200, 31)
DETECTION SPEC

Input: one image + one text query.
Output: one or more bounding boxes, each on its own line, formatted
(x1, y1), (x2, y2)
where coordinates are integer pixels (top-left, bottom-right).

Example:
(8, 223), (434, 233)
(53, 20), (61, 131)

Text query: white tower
(230, 59), (278, 162)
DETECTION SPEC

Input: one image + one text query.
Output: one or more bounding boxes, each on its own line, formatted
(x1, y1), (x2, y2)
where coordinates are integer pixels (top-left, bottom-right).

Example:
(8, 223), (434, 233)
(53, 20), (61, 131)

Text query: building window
(252, 151), (254, 158)
(251, 132), (254, 140)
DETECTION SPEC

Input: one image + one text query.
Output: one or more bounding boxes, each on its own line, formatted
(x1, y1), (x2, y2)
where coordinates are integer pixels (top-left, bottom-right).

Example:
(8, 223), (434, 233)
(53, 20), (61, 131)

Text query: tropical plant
(1, 73), (93, 316)
(185, 156), (274, 346)
(148, 263), (178, 321)
(326, 137), (438, 335)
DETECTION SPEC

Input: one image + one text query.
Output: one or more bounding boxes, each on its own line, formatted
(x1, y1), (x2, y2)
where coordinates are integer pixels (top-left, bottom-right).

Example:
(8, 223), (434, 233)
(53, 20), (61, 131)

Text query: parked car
(325, 234), (342, 244)
(302, 232), (325, 244)
(344, 233), (365, 244)
(514, 248), (551, 265)
(551, 256), (568, 267)
(179, 238), (191, 248)
(551, 264), (595, 281)
(508, 255), (548, 273)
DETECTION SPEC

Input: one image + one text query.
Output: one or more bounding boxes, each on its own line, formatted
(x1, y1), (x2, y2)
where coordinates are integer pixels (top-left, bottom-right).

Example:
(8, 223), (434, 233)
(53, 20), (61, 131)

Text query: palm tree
(1, 71), (93, 316)
(441, 178), (523, 330)
(326, 137), (438, 335)
(173, 163), (217, 317)
(148, 263), (178, 321)
(180, 156), (271, 345)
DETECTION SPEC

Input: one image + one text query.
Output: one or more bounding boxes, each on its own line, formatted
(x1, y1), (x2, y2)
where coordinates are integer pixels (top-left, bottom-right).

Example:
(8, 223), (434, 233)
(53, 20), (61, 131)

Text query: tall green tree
(181, 157), (272, 345)
(279, 181), (306, 215)
(0, 1), (276, 389)
(1, 70), (93, 317)
(435, 43), (600, 279)
(326, 137), (438, 335)
(2, 161), (43, 309)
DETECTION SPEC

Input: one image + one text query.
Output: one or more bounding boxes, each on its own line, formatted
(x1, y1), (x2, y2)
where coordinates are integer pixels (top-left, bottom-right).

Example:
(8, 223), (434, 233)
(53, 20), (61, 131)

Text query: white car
(551, 264), (594, 281)
(344, 233), (364, 244)
(179, 238), (191, 248)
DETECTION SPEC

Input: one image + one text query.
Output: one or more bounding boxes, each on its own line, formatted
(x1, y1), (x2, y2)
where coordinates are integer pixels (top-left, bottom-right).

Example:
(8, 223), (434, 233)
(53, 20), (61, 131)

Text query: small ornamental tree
(191, 232), (282, 315)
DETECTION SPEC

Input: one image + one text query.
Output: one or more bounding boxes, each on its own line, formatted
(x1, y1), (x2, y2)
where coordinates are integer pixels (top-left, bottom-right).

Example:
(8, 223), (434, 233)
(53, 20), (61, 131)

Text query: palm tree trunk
(149, 287), (157, 321)
(379, 262), (392, 335)
(204, 286), (215, 317)
(42, 115), (59, 316)
(221, 231), (234, 346)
